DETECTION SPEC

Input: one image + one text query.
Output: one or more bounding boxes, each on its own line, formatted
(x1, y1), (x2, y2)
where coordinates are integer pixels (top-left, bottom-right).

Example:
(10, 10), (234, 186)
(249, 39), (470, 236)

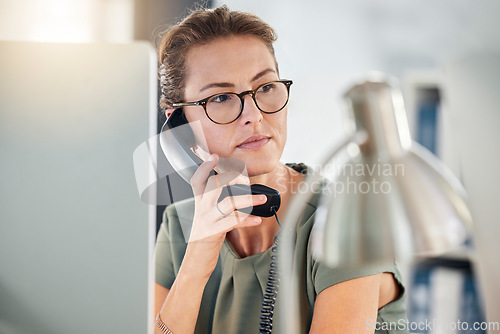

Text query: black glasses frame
(172, 80), (293, 125)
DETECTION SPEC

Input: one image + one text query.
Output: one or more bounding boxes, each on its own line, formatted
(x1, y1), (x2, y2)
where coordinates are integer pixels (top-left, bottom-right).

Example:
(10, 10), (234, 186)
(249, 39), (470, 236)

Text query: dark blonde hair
(157, 5), (278, 111)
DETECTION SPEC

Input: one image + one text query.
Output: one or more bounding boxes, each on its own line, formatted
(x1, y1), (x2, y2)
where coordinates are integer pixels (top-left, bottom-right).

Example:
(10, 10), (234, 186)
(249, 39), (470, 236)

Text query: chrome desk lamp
(278, 73), (473, 334)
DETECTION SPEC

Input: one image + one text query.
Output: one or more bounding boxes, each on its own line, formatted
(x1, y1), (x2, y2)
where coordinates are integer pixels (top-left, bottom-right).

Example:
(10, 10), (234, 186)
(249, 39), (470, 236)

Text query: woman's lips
(236, 136), (270, 150)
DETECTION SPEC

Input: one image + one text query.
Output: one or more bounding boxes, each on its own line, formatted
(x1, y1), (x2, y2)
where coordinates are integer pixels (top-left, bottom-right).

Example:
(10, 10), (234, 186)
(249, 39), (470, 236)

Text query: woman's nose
(238, 94), (263, 125)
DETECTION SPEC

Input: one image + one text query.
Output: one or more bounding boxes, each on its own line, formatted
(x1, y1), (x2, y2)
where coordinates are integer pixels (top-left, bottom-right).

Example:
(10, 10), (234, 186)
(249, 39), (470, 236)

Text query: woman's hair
(156, 5), (278, 111)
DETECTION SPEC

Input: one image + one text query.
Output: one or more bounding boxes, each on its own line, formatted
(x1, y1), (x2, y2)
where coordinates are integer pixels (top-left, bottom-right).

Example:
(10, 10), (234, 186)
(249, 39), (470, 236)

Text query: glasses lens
(205, 93), (242, 124)
(255, 81), (289, 113)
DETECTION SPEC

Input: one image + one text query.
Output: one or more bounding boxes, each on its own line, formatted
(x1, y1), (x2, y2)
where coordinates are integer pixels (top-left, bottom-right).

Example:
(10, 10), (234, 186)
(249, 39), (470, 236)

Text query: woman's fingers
(188, 194), (266, 243)
(201, 171), (251, 204)
(215, 194), (267, 217)
(188, 157), (267, 243)
(190, 155), (250, 200)
(189, 212), (263, 243)
(205, 170), (250, 192)
(190, 154), (218, 197)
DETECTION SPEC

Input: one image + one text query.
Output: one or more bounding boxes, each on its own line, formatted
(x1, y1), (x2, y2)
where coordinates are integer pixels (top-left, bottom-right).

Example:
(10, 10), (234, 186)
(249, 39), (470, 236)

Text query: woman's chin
(245, 159), (281, 178)
(225, 145), (284, 178)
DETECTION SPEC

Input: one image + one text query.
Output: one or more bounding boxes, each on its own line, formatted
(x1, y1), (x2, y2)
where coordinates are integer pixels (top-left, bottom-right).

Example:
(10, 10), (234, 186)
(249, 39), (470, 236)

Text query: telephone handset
(159, 108), (281, 218)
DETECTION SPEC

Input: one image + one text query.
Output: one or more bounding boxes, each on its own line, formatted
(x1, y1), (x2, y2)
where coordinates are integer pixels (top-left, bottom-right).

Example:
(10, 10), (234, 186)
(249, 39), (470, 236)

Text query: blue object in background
(460, 270), (486, 334)
(408, 265), (432, 334)
(416, 88), (440, 155)
(407, 259), (486, 334)
(409, 86), (486, 334)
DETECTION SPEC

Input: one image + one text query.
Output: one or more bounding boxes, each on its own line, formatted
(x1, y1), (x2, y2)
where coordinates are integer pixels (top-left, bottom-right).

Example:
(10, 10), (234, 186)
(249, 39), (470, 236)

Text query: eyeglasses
(172, 80), (293, 125)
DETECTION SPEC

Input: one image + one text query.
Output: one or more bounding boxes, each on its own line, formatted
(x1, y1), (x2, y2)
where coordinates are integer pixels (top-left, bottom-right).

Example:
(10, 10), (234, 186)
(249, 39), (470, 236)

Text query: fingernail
(253, 217), (262, 223)
(259, 195), (267, 201)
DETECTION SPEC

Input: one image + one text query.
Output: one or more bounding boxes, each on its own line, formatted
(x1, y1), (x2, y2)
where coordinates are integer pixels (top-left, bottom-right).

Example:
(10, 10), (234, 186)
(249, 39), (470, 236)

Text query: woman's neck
(248, 163), (289, 193)
(226, 163), (306, 257)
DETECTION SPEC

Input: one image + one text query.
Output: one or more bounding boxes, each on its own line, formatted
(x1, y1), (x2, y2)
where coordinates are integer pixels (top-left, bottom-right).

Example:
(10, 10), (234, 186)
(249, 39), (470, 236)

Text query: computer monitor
(0, 41), (156, 334)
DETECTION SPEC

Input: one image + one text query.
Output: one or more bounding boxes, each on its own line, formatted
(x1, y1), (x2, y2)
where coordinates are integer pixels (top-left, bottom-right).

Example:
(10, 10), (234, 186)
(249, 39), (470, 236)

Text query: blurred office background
(1, 0), (499, 333)
(2, 0), (498, 165)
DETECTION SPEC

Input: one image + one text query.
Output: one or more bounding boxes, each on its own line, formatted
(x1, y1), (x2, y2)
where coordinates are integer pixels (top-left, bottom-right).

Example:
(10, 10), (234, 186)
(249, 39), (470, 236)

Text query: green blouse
(155, 164), (408, 333)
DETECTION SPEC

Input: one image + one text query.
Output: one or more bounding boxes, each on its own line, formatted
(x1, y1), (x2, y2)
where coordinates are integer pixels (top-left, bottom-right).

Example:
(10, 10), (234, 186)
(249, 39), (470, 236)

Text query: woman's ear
(165, 108), (175, 118)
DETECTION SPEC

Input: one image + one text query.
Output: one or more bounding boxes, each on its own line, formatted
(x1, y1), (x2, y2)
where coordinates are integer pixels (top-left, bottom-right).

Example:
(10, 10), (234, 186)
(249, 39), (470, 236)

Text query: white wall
(444, 54), (500, 333)
(217, 0), (500, 328)
(215, 0), (500, 167)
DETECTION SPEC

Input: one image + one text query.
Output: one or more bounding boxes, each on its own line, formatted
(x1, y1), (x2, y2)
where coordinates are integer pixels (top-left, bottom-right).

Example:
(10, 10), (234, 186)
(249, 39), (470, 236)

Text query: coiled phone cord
(259, 208), (281, 333)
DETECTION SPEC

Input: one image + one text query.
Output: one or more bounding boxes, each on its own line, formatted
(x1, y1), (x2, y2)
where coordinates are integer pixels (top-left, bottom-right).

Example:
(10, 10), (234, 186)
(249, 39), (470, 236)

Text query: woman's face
(183, 35), (287, 177)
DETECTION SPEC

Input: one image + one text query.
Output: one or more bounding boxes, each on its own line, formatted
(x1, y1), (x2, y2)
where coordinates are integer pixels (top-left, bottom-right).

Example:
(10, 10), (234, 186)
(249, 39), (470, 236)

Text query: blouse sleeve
(154, 206), (177, 289)
(312, 259), (401, 296)
(155, 203), (192, 289)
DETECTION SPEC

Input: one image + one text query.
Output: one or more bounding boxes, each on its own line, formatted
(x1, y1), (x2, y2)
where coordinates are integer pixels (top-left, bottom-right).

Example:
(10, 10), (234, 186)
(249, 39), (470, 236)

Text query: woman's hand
(181, 154), (267, 279)
(156, 154), (268, 334)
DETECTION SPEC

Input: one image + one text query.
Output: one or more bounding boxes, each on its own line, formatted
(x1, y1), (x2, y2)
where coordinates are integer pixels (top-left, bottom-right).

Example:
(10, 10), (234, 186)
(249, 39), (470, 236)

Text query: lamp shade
(312, 74), (473, 268)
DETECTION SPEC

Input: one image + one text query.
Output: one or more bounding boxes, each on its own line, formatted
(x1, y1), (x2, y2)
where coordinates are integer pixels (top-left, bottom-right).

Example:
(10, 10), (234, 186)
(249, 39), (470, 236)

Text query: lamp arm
(278, 130), (368, 334)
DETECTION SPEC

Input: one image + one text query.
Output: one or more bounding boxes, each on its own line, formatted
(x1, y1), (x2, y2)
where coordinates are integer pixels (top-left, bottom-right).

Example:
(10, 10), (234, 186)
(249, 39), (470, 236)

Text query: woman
(154, 6), (407, 334)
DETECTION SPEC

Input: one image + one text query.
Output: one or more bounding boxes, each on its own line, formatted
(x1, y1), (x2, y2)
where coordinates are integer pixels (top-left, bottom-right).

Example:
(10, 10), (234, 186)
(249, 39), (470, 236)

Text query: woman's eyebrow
(199, 82), (234, 93)
(199, 68), (276, 93)
(251, 68), (276, 82)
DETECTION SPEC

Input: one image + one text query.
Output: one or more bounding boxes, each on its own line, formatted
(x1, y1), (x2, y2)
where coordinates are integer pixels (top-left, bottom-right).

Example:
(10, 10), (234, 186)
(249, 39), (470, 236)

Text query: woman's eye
(260, 83), (276, 93)
(210, 94), (232, 103)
